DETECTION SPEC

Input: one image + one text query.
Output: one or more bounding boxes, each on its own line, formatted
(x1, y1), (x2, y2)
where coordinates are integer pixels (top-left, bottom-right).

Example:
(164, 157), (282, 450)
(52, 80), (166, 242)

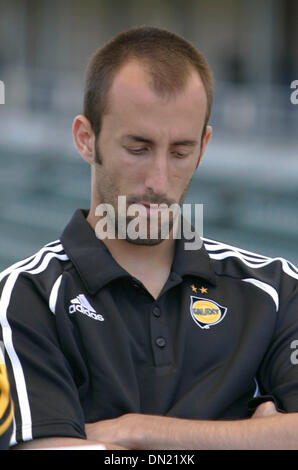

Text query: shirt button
(155, 337), (167, 348)
(152, 306), (161, 317)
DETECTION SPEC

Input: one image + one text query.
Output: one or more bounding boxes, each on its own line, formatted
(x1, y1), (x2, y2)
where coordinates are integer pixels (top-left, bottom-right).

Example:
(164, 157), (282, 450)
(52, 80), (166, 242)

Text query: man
(1, 26), (298, 450)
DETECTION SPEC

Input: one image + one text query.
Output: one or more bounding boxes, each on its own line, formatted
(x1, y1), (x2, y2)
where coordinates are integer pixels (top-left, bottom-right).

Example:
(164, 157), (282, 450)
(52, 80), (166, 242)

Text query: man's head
(83, 26), (213, 144)
(73, 26), (213, 244)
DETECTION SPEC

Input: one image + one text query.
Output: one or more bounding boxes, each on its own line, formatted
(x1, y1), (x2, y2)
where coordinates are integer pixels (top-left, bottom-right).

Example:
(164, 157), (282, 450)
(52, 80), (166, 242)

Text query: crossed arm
(14, 402), (298, 450)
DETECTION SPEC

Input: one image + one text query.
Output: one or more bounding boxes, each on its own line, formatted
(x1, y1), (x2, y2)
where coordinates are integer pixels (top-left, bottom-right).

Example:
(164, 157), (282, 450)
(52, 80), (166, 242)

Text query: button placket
(150, 302), (173, 366)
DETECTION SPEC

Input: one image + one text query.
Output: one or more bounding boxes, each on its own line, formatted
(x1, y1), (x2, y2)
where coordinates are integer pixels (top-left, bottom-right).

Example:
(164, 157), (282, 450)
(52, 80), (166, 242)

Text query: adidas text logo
(69, 294), (104, 321)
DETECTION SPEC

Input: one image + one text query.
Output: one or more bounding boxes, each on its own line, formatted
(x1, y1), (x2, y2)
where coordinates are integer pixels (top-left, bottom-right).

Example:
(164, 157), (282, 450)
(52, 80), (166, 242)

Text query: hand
(85, 414), (143, 450)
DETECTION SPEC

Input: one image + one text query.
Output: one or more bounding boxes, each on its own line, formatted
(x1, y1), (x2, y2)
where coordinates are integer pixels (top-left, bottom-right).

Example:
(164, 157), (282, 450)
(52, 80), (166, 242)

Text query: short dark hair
(83, 26), (214, 138)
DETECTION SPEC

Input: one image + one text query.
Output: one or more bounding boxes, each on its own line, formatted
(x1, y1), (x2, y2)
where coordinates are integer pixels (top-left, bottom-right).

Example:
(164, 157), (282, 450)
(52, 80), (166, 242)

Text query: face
(87, 60), (211, 244)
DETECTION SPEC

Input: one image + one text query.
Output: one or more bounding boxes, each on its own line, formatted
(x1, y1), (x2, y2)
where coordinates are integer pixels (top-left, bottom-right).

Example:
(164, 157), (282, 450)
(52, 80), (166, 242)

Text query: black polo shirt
(1, 208), (298, 445)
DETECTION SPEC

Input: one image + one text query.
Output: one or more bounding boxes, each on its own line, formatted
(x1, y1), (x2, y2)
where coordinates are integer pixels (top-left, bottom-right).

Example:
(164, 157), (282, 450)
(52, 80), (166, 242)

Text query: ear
(196, 125), (212, 168)
(72, 115), (95, 164)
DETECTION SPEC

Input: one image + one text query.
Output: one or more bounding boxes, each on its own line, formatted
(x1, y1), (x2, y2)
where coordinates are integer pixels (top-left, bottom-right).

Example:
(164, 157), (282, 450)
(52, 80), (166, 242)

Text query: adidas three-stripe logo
(69, 294), (104, 322)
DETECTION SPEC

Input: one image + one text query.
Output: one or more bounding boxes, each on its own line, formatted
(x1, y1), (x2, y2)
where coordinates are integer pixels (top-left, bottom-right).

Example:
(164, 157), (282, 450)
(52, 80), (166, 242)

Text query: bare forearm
(131, 413), (298, 450)
(85, 409), (298, 450)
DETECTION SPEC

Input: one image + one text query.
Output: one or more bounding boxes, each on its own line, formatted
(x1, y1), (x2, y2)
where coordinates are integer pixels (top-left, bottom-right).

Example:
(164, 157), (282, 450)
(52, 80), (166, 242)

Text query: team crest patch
(190, 296), (227, 329)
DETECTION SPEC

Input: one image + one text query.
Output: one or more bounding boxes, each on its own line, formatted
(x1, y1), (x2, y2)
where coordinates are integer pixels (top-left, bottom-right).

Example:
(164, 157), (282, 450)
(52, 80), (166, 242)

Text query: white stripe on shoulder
(286, 260), (298, 276)
(203, 238), (271, 261)
(45, 240), (62, 246)
(0, 241), (64, 283)
(0, 243), (69, 443)
(49, 274), (63, 314)
(242, 278), (279, 311)
(204, 239), (298, 281)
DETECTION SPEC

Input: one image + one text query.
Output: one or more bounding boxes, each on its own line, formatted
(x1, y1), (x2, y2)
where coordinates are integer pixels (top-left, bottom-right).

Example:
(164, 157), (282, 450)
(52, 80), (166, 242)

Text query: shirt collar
(60, 209), (217, 295)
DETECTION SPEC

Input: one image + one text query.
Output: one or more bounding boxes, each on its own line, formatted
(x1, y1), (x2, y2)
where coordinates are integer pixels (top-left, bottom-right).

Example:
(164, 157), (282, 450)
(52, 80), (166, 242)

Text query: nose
(144, 153), (169, 197)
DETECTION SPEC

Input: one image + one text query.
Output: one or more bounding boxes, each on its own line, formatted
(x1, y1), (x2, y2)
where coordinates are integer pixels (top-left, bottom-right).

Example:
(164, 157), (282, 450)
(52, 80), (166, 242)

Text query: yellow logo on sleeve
(190, 296), (227, 329)
(0, 360), (14, 437)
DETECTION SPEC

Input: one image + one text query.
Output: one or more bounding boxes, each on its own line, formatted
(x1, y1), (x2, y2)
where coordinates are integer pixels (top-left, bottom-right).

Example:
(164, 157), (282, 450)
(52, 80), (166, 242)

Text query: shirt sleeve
(257, 277), (298, 412)
(0, 348), (13, 450)
(0, 274), (86, 445)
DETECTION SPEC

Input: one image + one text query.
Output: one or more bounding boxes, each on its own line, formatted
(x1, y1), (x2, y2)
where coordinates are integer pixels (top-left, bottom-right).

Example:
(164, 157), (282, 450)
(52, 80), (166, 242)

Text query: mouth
(138, 202), (169, 215)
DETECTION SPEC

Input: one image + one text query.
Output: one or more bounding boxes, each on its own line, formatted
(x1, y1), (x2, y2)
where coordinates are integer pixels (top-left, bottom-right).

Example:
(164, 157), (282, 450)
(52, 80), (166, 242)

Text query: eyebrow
(124, 135), (198, 147)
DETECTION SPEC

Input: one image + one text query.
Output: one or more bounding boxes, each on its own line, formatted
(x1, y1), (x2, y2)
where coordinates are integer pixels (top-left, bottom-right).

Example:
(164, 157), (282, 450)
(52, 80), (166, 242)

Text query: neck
(86, 208), (177, 293)
(103, 236), (176, 271)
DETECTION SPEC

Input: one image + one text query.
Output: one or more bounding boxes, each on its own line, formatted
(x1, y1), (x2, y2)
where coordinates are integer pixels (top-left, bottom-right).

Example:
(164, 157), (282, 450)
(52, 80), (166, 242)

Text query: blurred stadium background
(0, 0), (297, 270)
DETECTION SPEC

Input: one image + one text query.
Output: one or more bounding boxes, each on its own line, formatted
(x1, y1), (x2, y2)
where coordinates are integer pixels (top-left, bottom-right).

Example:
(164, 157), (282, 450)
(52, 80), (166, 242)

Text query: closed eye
(126, 147), (148, 155)
(172, 151), (190, 159)
(125, 147), (191, 158)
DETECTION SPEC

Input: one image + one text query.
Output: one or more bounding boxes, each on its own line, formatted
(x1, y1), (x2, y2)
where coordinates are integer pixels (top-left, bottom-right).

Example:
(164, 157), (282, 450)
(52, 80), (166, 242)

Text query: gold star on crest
(190, 284), (197, 293)
(199, 286), (208, 294)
